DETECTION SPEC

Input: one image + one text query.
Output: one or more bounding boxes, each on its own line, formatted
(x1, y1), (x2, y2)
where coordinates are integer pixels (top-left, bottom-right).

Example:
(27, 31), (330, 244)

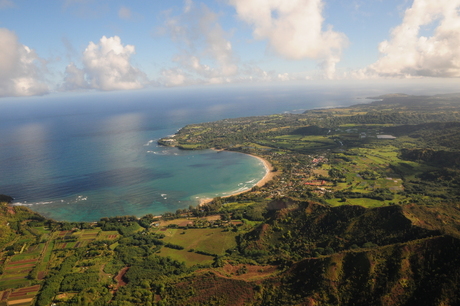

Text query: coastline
(199, 152), (276, 206)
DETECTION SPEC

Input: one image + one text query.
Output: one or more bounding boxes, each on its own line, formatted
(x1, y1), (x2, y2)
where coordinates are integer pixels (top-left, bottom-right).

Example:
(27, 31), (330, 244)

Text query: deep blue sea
(0, 83), (423, 221)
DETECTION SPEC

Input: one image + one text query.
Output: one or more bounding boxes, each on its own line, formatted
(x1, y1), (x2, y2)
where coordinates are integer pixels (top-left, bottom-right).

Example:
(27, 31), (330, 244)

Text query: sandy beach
(199, 152), (276, 206)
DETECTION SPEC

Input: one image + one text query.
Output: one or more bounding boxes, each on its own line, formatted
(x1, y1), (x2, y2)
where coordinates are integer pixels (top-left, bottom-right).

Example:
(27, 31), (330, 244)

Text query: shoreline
(199, 152), (276, 206)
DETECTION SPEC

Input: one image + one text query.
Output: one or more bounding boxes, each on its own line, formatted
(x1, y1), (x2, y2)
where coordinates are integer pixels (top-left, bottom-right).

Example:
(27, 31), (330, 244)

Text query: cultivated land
(2, 93), (460, 305)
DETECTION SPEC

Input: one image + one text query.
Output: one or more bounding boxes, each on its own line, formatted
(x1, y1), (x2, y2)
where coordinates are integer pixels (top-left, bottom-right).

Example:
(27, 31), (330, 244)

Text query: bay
(0, 83), (377, 221)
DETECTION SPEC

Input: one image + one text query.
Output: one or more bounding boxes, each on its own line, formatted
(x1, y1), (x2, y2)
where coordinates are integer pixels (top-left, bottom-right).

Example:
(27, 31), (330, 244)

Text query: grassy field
(221, 201), (258, 210)
(153, 227), (240, 266)
(306, 141), (441, 208)
(259, 135), (337, 151)
(162, 228), (238, 255)
(327, 197), (391, 208)
(158, 248), (214, 267)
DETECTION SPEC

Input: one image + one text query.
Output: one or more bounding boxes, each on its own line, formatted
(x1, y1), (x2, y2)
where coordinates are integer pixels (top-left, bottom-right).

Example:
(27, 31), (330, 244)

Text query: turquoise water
(17, 148), (266, 222)
(0, 85), (365, 221)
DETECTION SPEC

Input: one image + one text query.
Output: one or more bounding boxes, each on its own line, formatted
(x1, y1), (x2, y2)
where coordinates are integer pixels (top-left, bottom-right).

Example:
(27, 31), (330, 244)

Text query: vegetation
(2, 93), (460, 305)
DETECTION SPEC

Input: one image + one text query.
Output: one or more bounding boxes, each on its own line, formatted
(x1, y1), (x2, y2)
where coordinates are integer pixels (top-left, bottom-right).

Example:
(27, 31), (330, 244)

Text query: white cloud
(60, 63), (88, 91)
(160, 1), (319, 85)
(277, 73), (290, 81)
(161, 1), (238, 85)
(367, 0), (460, 78)
(229, 0), (348, 79)
(183, 0), (192, 13)
(0, 28), (48, 97)
(160, 68), (194, 86)
(60, 36), (147, 91)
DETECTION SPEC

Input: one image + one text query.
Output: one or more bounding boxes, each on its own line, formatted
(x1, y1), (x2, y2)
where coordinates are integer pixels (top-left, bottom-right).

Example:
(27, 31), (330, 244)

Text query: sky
(0, 0), (460, 98)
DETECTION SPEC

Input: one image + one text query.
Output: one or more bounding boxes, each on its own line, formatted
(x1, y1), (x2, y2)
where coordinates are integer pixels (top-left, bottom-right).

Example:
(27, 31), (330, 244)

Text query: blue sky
(0, 0), (459, 97)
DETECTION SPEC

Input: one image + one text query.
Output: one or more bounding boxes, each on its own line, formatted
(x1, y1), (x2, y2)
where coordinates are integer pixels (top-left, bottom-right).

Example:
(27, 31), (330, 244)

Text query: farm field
(327, 197), (390, 208)
(0, 233), (49, 290)
(0, 285), (40, 306)
(161, 228), (238, 256)
(259, 135), (337, 151)
(158, 248), (214, 266)
(0, 208), (263, 305)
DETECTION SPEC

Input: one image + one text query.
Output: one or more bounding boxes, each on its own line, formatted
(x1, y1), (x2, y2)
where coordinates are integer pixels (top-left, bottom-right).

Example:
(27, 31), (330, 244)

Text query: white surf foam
(144, 140), (156, 146)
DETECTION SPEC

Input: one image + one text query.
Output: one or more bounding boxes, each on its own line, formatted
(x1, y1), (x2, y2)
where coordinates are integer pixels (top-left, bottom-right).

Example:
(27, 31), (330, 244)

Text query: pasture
(156, 227), (239, 266)
(158, 248), (214, 267)
(162, 228), (238, 255)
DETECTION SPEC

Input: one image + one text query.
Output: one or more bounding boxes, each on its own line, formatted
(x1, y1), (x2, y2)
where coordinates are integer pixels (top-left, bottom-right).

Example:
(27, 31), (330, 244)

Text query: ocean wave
(13, 201), (53, 206)
(147, 150), (164, 155)
(13, 195), (88, 206)
(147, 150), (176, 156)
(222, 186), (250, 195)
(143, 139), (156, 146)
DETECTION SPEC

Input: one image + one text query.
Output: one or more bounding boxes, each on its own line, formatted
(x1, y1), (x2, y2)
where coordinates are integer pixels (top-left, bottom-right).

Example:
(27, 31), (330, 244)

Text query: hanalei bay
(0, 85), (366, 221)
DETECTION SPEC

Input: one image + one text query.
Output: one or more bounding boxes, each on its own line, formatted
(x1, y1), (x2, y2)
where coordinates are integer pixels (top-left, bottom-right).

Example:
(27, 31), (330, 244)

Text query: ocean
(0, 83), (393, 221)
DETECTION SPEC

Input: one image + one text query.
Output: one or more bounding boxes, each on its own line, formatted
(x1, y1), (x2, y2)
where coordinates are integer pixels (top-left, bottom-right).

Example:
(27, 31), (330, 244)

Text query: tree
(0, 194), (13, 203)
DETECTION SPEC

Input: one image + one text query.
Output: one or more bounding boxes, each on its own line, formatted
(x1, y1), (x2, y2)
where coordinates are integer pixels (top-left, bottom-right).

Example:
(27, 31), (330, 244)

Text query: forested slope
(158, 201), (460, 306)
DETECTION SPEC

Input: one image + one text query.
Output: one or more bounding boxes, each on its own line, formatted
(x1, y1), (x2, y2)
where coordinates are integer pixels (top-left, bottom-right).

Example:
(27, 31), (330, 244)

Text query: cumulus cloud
(160, 68), (195, 87)
(161, 1), (239, 85)
(367, 0), (460, 78)
(60, 36), (147, 91)
(60, 63), (88, 91)
(277, 73), (290, 81)
(0, 28), (48, 97)
(160, 1), (312, 85)
(229, 0), (348, 79)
